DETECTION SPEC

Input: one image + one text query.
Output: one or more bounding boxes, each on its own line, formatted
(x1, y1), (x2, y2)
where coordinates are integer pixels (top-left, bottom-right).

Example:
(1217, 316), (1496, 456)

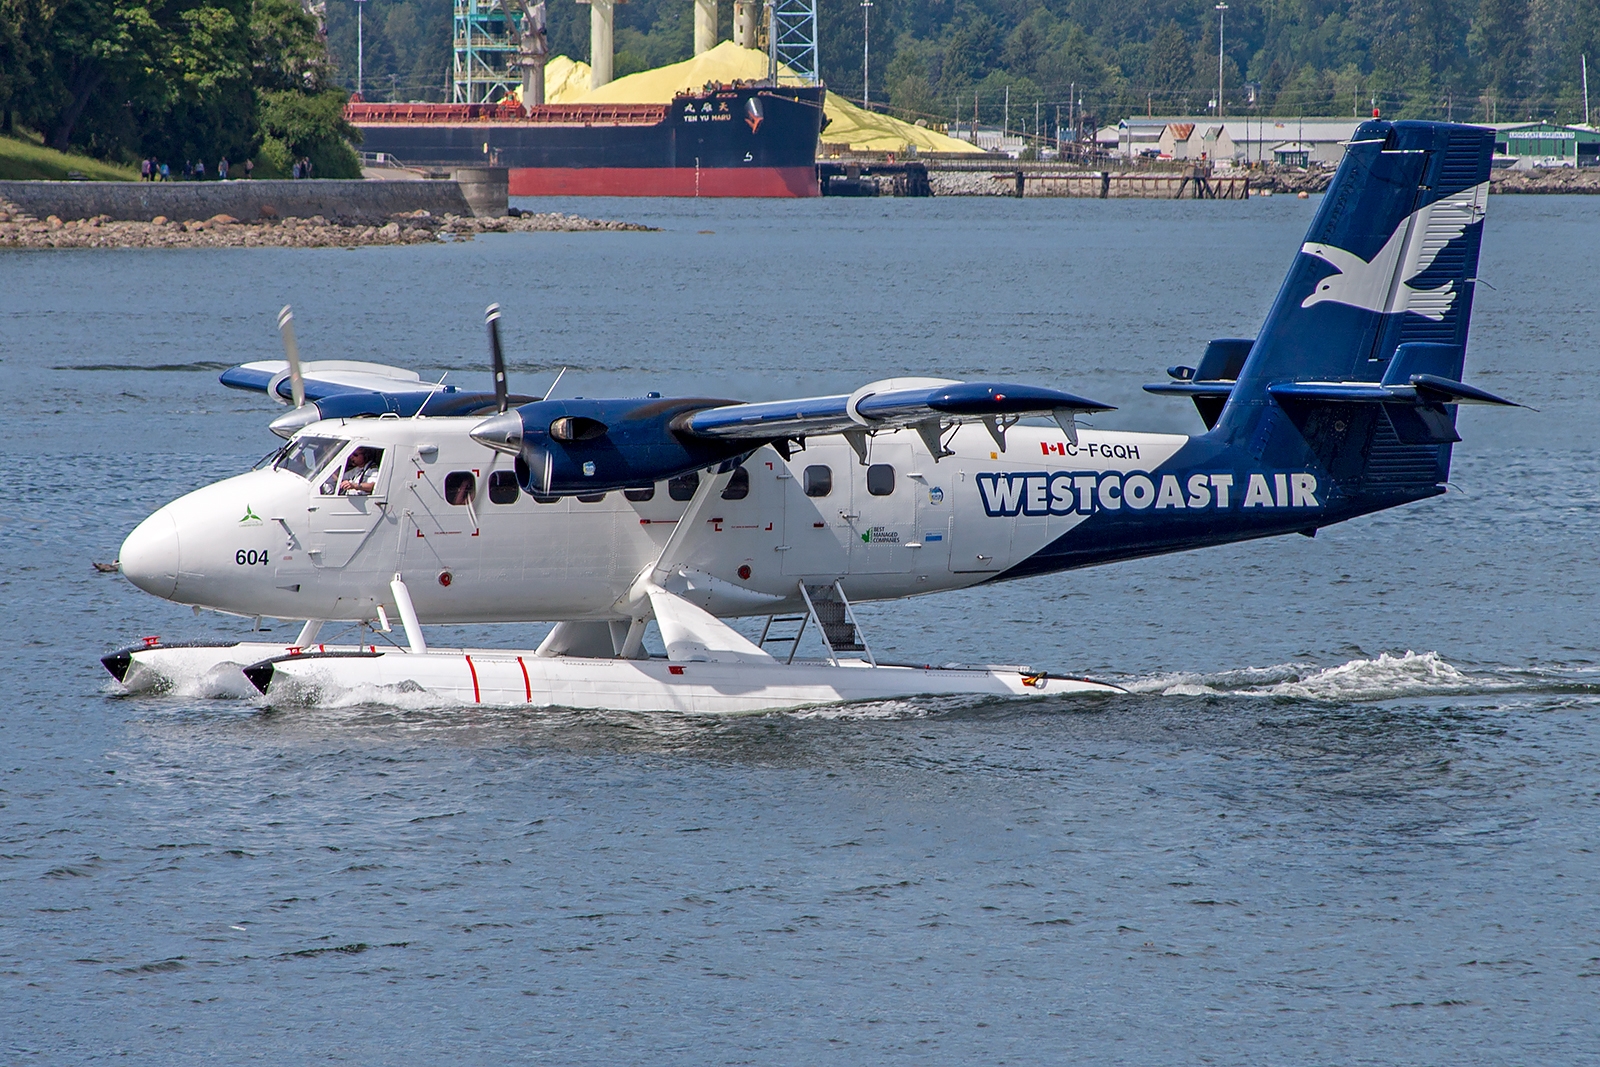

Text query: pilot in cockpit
(337, 446), (382, 495)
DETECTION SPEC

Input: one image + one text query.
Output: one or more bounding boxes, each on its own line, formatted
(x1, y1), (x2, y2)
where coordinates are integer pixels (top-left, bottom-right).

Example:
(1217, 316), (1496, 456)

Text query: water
(2, 194), (1598, 1064)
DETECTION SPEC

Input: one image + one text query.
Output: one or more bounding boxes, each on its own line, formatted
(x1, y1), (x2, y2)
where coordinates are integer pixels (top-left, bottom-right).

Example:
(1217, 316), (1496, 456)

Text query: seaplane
(104, 119), (1518, 715)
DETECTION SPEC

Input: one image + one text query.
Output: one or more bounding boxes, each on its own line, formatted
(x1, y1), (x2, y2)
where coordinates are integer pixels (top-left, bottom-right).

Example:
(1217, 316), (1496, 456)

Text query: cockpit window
(321, 446), (385, 496)
(274, 436), (345, 480)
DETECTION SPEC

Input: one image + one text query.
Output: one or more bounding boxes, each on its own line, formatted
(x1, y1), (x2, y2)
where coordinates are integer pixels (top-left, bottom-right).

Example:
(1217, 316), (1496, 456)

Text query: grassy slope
(0, 134), (138, 181)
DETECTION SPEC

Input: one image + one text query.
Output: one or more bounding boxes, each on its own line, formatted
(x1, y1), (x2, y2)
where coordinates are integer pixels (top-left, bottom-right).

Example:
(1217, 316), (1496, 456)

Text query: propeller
(276, 305), (305, 409)
(485, 303), (509, 414)
(475, 302), (550, 492)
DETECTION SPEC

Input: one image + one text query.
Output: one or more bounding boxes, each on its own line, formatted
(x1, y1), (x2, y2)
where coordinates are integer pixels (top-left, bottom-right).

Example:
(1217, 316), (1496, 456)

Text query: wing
(221, 360), (537, 438)
(221, 359), (430, 401)
(679, 376), (1113, 454)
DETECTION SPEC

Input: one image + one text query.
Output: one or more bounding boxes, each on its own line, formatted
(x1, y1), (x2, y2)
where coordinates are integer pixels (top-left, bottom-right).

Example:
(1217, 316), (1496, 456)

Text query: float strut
(390, 576), (427, 653)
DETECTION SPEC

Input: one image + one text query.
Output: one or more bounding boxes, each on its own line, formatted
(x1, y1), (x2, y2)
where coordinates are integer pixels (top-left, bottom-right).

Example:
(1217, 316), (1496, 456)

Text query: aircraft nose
(119, 512), (180, 598)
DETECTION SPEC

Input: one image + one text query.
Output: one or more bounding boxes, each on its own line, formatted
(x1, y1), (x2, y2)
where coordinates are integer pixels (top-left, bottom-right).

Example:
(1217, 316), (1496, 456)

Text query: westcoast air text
(976, 471), (1322, 517)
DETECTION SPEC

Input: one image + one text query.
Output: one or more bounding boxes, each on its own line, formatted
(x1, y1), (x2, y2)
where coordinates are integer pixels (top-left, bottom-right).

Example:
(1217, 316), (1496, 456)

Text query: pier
(817, 160), (1251, 198)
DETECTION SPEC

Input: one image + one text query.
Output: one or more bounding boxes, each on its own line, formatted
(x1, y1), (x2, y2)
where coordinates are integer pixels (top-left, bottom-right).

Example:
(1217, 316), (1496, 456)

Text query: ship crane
(452, 0), (817, 102)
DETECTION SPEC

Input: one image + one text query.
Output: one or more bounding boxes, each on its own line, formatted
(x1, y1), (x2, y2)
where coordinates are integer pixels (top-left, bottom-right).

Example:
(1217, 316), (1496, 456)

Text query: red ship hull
(507, 165), (818, 197)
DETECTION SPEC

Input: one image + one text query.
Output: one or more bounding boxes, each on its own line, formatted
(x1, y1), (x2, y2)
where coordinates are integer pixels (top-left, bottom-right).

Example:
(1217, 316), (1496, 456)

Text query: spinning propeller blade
(485, 303), (509, 414)
(276, 305), (305, 409)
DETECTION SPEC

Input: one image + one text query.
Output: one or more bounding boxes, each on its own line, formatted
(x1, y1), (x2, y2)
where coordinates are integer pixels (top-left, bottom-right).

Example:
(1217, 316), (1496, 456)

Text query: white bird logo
(1299, 180), (1489, 322)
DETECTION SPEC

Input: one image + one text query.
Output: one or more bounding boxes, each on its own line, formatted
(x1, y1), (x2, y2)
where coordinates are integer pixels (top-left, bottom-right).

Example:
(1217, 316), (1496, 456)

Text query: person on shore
(195, 160), (205, 180)
(218, 157), (229, 180)
(140, 158), (151, 181)
(159, 162), (169, 181)
(291, 159), (301, 179)
(243, 159), (253, 179)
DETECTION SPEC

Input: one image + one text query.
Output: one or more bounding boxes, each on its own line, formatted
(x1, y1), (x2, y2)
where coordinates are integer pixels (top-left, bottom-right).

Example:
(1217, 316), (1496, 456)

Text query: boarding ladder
(758, 581), (877, 667)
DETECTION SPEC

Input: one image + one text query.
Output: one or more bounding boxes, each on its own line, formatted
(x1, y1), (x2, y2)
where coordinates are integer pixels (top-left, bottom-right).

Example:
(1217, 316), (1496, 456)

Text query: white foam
(1129, 650), (1497, 702)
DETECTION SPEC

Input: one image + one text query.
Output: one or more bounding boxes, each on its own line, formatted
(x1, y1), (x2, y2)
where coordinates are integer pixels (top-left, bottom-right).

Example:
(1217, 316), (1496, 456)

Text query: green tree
(1469, 0), (1529, 106)
(1143, 21), (1191, 104)
(255, 87), (361, 177)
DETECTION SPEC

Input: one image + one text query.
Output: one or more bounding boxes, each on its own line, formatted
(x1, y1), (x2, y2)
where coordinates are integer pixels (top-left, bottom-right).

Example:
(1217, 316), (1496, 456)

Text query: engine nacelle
(473, 396), (751, 496)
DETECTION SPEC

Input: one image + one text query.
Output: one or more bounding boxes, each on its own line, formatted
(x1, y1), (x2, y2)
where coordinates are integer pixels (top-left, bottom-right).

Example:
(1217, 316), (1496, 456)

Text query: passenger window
(866, 463), (895, 496)
(488, 470), (519, 504)
(576, 492), (606, 503)
(528, 491), (561, 504)
(668, 472), (699, 501)
(803, 464), (832, 497)
(444, 471), (476, 506)
(334, 446), (384, 496)
(720, 467), (750, 500)
(623, 485), (656, 502)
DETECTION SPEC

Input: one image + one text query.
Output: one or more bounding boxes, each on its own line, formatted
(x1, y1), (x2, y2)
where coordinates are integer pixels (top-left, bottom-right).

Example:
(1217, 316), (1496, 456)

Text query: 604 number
(235, 549), (270, 566)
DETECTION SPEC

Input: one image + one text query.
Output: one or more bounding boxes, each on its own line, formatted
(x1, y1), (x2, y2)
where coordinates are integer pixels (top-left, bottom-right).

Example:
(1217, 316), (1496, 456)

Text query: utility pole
(1004, 85), (1009, 135)
(1215, 2), (1227, 118)
(1585, 55), (1591, 126)
(860, 0), (872, 109)
(355, 0), (366, 95)
(1069, 82), (1075, 147)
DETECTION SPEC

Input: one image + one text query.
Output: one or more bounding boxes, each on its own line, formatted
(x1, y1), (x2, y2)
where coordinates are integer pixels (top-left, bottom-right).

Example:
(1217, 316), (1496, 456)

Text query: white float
(107, 582), (1122, 714)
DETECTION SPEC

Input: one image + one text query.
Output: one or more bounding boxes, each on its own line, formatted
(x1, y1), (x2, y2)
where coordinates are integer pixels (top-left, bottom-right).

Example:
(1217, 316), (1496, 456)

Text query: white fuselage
(120, 416), (1187, 625)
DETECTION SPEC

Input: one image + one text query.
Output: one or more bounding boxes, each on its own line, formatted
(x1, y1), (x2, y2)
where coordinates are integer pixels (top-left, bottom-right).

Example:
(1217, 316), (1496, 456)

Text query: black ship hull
(350, 85), (825, 198)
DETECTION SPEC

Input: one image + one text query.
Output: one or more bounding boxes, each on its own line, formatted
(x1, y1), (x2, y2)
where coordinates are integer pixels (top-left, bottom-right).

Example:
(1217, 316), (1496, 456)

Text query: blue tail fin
(1213, 120), (1494, 501)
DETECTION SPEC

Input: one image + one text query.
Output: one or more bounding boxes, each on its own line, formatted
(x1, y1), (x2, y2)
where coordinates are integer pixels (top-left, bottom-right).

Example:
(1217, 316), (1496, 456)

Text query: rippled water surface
(2, 193), (1598, 1064)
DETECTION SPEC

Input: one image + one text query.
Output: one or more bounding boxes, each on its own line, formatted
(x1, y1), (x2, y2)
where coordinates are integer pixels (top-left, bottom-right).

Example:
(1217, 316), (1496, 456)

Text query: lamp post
(355, 0), (366, 96)
(1215, 1), (1226, 118)
(860, 0), (872, 109)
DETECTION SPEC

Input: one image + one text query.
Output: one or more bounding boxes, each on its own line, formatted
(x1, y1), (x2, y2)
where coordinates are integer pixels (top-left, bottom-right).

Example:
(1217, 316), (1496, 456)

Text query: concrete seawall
(0, 178), (495, 223)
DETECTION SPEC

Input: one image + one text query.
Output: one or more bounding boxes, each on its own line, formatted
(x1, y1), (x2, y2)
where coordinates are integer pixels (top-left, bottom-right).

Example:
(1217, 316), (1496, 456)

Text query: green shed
(1494, 122), (1600, 166)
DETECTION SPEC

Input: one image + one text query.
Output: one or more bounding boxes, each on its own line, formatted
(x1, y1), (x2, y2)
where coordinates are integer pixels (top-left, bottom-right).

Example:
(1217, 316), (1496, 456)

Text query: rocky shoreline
(929, 165), (1600, 197)
(1231, 166), (1600, 196)
(0, 203), (654, 249)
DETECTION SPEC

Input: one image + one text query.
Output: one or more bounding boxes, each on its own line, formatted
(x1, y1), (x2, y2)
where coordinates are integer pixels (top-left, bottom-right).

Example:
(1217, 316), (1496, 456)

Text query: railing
(346, 102), (668, 126)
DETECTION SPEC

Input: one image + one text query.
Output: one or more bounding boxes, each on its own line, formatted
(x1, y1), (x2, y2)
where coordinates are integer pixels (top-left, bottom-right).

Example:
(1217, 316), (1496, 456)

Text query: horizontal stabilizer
(1143, 382), (1234, 399)
(1144, 338), (1253, 429)
(1266, 377), (1516, 407)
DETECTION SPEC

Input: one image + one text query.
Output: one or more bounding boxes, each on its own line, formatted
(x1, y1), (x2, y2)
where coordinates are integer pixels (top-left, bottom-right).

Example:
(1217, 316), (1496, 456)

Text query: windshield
(274, 435), (346, 480)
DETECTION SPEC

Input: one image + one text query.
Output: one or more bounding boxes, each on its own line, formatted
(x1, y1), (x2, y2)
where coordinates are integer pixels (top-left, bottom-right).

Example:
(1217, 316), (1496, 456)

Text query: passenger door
(781, 447), (851, 579)
(844, 442), (918, 574)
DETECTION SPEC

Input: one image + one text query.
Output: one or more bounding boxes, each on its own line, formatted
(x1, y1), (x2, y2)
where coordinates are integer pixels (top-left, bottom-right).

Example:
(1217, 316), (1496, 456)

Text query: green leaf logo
(240, 505), (261, 523)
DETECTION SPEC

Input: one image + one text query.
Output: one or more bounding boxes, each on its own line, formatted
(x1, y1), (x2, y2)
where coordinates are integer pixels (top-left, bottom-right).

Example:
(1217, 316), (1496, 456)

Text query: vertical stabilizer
(1216, 121), (1493, 444)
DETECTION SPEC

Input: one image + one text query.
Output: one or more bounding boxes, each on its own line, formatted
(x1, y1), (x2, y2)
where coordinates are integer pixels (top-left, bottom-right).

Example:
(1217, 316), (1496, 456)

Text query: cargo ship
(348, 82), (826, 198)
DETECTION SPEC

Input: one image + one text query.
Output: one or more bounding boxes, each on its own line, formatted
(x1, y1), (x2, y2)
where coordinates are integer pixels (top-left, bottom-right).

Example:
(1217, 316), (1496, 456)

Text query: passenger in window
(445, 472), (476, 506)
(339, 447), (382, 495)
